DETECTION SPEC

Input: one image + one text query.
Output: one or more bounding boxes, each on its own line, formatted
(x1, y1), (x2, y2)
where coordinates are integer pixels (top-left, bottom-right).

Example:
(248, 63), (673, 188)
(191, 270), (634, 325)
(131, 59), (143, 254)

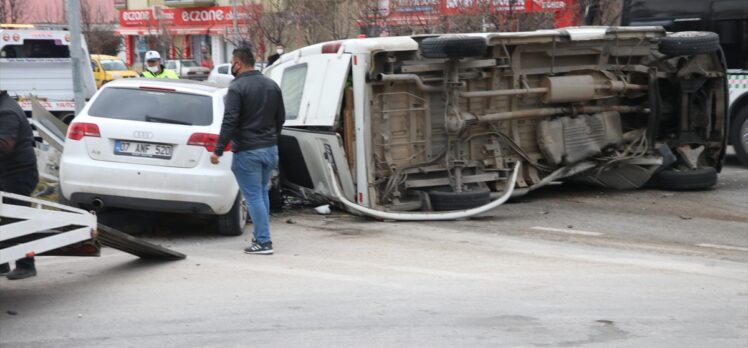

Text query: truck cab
(0, 25), (97, 124)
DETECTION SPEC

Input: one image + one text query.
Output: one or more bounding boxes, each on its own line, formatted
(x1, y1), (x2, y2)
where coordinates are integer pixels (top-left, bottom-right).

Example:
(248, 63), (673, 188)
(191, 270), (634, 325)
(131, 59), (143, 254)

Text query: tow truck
(0, 24), (97, 124)
(0, 191), (185, 267)
(1, 100), (185, 274)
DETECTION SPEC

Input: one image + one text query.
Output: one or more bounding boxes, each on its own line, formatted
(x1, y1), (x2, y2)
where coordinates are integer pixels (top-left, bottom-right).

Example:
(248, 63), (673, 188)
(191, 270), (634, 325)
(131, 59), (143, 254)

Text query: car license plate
(115, 140), (173, 159)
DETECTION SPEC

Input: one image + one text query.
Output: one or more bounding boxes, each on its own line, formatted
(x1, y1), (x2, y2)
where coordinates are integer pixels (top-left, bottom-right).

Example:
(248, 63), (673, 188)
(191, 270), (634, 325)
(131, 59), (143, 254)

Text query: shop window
(280, 63), (307, 121)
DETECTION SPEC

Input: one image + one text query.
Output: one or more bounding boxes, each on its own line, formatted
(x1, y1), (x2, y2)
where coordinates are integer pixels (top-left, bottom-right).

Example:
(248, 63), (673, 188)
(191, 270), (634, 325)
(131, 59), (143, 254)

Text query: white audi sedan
(59, 78), (247, 235)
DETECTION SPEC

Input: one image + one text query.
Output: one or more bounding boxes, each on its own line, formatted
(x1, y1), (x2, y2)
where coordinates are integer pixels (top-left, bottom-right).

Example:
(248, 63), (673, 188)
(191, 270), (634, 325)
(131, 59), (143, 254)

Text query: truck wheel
(656, 167), (717, 191)
(428, 186), (490, 211)
(420, 35), (487, 59)
(658, 31), (720, 57)
(217, 193), (248, 236)
(731, 107), (748, 166)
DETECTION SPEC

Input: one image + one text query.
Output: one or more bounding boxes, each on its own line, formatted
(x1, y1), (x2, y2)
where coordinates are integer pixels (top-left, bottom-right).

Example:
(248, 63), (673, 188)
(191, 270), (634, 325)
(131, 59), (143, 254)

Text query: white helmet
(144, 50), (161, 61)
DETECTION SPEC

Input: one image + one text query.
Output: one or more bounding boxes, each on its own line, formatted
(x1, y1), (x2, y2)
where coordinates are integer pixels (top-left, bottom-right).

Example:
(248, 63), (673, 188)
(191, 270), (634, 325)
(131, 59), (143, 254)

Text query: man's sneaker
(0, 263), (10, 275)
(244, 242), (273, 255)
(6, 266), (37, 280)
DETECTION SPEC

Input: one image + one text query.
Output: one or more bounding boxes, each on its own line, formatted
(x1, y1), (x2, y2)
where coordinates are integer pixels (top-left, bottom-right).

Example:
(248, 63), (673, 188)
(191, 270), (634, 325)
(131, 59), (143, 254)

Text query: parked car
(206, 63), (233, 86)
(59, 78), (248, 235)
(165, 59), (210, 80)
(264, 27), (728, 221)
(90, 54), (138, 88)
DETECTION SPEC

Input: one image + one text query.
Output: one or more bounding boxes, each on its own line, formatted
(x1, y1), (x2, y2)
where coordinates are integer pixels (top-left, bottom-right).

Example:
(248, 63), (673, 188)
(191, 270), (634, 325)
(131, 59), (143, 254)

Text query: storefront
(117, 5), (261, 69)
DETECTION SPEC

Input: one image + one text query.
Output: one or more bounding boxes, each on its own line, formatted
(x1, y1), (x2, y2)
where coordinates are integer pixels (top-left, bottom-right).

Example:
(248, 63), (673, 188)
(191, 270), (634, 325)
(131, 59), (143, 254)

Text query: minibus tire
(420, 36), (487, 59)
(658, 31), (720, 56)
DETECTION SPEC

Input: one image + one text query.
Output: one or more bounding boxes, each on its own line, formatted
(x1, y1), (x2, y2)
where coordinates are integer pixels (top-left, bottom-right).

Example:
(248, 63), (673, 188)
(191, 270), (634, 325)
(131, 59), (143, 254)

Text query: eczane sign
(120, 6), (254, 27)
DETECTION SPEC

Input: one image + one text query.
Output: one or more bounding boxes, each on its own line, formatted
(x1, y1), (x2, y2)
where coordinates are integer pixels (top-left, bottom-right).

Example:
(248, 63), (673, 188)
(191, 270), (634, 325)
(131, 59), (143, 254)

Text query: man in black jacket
(211, 48), (285, 255)
(0, 90), (39, 279)
(266, 44), (284, 67)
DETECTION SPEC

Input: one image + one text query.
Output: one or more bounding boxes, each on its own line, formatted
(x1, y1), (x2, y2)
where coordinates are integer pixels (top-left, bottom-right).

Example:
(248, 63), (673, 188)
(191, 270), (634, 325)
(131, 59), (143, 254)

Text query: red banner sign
(119, 6), (255, 28)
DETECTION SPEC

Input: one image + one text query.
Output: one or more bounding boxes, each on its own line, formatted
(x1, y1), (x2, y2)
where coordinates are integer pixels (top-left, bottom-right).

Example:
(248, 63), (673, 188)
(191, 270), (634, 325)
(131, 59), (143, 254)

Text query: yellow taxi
(90, 54), (138, 88)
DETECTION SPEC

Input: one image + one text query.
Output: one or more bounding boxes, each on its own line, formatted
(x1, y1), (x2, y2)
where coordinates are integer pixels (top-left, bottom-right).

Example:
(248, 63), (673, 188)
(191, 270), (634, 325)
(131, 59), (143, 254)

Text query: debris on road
(315, 205), (331, 215)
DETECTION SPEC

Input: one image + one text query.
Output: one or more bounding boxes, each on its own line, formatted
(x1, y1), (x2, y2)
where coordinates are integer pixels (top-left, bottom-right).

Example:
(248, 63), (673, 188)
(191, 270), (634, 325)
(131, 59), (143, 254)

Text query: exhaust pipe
(91, 198), (104, 209)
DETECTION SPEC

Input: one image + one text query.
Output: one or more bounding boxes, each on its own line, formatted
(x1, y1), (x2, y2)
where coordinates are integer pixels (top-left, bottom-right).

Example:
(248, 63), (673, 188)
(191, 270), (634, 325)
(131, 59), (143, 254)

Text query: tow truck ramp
(0, 191), (185, 265)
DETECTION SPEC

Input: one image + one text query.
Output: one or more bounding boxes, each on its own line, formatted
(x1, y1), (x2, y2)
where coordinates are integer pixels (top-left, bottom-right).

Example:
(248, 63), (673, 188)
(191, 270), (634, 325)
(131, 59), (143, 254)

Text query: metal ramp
(1, 191), (185, 265)
(96, 224), (184, 260)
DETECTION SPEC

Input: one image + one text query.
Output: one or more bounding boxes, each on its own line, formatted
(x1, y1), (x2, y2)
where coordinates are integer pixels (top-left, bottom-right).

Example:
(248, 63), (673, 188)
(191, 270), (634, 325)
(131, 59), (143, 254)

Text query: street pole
(231, 0), (240, 45)
(65, 0), (85, 115)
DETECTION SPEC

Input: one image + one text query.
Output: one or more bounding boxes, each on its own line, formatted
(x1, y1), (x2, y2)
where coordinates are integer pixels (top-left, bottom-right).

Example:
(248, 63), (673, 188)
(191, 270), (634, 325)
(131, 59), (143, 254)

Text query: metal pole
(231, 0), (240, 45)
(65, 0), (85, 114)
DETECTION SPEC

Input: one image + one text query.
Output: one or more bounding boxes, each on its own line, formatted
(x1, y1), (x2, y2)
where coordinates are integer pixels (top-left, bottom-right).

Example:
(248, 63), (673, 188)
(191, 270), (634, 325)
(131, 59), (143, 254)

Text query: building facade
(115, 0), (261, 69)
(1, 0), (118, 25)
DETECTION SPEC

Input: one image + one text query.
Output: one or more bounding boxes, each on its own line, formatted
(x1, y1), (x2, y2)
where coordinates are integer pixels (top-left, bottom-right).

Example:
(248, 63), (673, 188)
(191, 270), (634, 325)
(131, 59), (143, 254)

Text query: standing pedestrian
(211, 47), (285, 255)
(266, 44), (284, 66)
(0, 89), (39, 279)
(141, 51), (179, 79)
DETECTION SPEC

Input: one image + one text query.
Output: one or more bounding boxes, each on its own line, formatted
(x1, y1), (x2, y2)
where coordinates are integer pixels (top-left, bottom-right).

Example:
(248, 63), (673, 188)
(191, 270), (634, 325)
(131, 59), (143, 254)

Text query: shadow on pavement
(96, 209), (216, 238)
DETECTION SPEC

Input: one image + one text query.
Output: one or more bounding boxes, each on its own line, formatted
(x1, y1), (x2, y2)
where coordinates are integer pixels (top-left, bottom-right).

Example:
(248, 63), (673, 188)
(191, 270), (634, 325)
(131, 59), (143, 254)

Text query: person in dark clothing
(210, 47), (285, 255)
(0, 90), (39, 280)
(266, 44), (284, 67)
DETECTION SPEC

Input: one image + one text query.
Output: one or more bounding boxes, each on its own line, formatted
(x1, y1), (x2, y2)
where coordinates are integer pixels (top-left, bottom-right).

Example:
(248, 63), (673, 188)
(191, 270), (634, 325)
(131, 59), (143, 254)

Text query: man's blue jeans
(231, 146), (278, 244)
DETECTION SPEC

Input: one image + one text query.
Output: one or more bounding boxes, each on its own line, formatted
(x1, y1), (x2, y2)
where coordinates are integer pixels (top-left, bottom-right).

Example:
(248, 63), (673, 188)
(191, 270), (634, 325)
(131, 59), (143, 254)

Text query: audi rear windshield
(87, 87), (213, 126)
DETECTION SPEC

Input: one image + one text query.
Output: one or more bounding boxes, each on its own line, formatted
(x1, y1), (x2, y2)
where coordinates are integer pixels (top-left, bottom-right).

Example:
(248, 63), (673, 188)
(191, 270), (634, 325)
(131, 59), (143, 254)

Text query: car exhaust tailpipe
(92, 198), (104, 209)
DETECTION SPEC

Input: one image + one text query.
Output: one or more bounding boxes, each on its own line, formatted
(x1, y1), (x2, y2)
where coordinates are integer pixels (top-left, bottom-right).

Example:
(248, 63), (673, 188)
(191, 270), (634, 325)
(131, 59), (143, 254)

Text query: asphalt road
(1, 157), (746, 347)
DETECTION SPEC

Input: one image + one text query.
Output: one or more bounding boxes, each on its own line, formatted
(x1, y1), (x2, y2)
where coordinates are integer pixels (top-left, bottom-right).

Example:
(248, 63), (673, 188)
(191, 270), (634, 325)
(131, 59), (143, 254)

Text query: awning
(116, 26), (221, 36)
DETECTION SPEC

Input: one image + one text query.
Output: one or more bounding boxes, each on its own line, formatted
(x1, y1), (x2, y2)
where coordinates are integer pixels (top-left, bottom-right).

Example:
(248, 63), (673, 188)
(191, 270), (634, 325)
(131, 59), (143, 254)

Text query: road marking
(696, 243), (748, 252)
(530, 226), (604, 236)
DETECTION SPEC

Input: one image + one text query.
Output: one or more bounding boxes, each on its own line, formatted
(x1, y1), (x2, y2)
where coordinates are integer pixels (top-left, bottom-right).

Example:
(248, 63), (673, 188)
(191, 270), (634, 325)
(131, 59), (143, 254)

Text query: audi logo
(133, 131), (154, 139)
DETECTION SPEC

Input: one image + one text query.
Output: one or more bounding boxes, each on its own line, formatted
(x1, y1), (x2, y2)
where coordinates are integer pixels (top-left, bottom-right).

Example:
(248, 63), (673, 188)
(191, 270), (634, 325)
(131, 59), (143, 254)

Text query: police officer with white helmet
(141, 51), (178, 79)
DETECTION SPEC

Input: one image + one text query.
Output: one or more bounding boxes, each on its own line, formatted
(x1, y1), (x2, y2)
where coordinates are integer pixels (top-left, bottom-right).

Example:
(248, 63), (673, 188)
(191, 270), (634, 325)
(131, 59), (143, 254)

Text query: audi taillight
(67, 122), (100, 141)
(187, 133), (230, 152)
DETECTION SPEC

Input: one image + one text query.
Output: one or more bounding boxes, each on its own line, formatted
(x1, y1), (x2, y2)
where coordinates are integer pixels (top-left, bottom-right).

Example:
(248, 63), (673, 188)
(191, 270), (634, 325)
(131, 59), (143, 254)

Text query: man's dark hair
(232, 47), (255, 67)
